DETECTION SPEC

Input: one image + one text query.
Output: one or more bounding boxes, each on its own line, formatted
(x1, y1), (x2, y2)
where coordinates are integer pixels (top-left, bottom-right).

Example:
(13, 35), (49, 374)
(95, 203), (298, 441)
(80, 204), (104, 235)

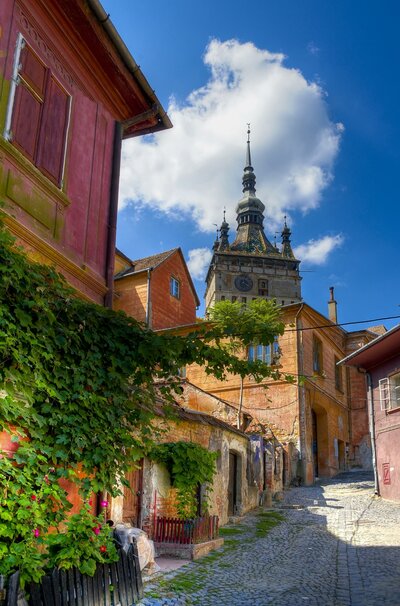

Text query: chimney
(328, 286), (338, 324)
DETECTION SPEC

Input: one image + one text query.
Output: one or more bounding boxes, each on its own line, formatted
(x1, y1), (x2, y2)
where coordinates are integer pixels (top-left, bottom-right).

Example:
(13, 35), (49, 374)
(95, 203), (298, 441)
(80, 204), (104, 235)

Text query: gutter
(364, 370), (379, 495)
(86, 0), (172, 136)
(295, 304), (305, 474)
(104, 121), (122, 308)
(146, 267), (153, 327)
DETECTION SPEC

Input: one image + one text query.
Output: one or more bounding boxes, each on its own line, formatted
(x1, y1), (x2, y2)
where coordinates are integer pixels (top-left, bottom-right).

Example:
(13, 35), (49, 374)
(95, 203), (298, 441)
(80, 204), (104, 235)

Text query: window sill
(387, 406), (400, 415)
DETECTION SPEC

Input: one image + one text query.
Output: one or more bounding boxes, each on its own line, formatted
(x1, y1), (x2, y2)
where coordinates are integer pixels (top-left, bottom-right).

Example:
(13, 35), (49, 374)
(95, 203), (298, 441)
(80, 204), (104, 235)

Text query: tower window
(170, 276), (180, 299)
(232, 296), (237, 302)
(220, 296), (225, 301)
(241, 297), (247, 303)
(258, 280), (268, 296)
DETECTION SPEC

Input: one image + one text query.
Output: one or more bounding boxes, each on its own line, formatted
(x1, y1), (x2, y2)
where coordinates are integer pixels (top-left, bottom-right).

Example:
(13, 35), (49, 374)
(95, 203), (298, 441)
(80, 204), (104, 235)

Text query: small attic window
(170, 276), (180, 299)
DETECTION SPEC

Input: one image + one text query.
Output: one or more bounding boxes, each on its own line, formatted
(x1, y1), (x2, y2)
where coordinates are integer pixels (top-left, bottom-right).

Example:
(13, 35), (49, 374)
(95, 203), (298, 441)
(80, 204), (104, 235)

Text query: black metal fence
(5, 544), (143, 606)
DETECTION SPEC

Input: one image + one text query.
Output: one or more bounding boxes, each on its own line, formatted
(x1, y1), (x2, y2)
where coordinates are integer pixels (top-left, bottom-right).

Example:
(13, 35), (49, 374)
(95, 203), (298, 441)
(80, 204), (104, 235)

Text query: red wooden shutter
(11, 44), (46, 160)
(37, 76), (70, 185)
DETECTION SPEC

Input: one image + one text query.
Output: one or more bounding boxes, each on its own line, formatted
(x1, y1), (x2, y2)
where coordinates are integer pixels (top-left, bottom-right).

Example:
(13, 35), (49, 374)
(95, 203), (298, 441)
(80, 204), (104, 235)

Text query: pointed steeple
(281, 216), (295, 258)
(212, 224), (220, 251)
(230, 125), (275, 254)
(242, 124), (256, 194)
(218, 209), (230, 251)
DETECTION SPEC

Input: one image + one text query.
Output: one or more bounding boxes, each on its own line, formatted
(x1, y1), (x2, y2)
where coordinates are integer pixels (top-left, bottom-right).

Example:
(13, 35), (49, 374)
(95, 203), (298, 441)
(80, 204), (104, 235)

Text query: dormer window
(170, 276), (180, 299)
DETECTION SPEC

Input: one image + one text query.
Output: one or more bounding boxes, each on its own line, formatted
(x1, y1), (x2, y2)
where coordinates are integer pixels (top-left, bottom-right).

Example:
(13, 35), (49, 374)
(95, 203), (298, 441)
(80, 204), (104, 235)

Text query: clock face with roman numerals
(234, 275), (253, 292)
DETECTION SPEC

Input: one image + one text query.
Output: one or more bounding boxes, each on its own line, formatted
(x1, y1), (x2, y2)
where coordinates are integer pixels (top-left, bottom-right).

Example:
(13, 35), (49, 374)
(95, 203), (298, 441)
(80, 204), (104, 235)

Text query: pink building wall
(370, 359), (400, 502)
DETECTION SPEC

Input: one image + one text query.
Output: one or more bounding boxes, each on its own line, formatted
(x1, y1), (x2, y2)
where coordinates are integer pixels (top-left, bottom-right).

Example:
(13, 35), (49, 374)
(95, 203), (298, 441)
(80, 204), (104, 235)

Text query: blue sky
(102, 0), (400, 329)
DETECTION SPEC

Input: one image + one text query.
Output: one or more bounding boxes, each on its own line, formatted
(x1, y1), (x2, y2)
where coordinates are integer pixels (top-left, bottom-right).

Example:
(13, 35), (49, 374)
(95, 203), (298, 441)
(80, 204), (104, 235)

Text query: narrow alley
(139, 471), (400, 606)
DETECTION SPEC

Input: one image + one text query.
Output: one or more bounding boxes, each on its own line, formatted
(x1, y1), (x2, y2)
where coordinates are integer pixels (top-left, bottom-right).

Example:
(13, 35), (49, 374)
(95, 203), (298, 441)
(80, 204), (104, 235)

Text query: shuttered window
(9, 40), (70, 187)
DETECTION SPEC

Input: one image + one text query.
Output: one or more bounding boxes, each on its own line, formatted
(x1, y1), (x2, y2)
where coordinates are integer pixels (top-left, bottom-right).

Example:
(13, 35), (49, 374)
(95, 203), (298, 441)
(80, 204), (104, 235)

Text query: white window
(170, 276), (180, 299)
(248, 338), (281, 365)
(379, 372), (400, 411)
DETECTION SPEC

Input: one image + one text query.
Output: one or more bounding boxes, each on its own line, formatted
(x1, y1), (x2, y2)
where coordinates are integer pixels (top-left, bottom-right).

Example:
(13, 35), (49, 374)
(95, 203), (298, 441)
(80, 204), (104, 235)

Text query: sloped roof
(114, 247), (200, 306)
(340, 324), (400, 369)
(114, 248), (178, 279)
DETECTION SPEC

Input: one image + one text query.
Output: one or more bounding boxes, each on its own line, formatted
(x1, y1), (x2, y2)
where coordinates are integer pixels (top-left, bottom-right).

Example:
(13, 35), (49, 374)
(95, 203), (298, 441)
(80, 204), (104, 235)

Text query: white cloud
(186, 248), (213, 281)
(119, 39), (342, 233)
(294, 235), (344, 265)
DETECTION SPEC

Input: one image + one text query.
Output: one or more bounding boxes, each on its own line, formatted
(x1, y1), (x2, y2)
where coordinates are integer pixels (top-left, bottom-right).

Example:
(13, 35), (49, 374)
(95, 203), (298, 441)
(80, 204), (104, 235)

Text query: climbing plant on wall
(0, 216), (285, 583)
(150, 442), (218, 518)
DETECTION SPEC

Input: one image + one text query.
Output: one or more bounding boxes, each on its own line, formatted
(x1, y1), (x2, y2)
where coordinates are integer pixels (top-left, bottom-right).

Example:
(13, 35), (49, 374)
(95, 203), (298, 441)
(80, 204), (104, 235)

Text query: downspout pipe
(364, 369), (379, 495)
(295, 304), (305, 477)
(104, 121), (122, 308)
(146, 267), (153, 327)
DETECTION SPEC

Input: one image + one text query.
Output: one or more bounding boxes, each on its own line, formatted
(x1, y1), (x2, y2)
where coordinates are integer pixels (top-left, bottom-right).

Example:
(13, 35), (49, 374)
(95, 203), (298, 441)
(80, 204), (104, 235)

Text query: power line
(195, 313), (400, 340)
(285, 314), (400, 332)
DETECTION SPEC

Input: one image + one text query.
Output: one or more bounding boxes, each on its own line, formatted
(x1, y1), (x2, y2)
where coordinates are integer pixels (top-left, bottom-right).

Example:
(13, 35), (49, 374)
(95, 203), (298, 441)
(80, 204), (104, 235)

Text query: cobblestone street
(138, 471), (400, 606)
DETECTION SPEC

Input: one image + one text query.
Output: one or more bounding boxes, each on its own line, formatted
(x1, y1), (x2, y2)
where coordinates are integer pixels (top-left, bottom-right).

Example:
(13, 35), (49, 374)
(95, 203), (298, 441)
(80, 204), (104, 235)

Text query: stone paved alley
(138, 471), (400, 606)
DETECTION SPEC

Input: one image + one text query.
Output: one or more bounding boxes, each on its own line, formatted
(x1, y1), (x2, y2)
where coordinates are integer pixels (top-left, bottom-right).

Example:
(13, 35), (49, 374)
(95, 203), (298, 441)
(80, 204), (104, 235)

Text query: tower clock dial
(234, 275), (253, 292)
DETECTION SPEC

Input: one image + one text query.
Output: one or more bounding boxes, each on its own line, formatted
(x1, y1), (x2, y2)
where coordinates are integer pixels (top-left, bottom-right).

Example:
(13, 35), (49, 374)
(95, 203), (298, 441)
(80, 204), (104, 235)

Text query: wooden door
(312, 410), (319, 478)
(228, 452), (238, 516)
(122, 460), (143, 528)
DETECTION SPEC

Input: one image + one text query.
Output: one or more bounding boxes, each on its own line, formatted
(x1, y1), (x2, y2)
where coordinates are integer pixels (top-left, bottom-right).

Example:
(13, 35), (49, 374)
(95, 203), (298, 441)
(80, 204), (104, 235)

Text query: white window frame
(379, 372), (400, 411)
(248, 338), (281, 365)
(170, 276), (180, 299)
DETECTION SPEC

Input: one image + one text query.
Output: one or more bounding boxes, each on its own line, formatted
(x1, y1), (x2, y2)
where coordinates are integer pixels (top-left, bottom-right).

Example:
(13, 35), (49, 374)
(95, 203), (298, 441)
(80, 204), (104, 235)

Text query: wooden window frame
(334, 356), (343, 391)
(313, 335), (323, 375)
(4, 35), (71, 188)
(170, 276), (180, 299)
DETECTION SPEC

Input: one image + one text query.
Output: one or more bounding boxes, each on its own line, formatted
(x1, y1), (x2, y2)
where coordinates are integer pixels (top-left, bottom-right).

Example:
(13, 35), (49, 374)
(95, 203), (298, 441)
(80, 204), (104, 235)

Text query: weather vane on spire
(247, 123), (251, 142)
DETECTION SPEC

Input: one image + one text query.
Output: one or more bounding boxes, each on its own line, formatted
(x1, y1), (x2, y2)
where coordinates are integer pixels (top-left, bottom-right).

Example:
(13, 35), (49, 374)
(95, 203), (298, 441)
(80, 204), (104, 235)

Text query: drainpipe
(364, 370), (379, 495)
(146, 267), (153, 327)
(104, 121), (122, 308)
(295, 304), (305, 479)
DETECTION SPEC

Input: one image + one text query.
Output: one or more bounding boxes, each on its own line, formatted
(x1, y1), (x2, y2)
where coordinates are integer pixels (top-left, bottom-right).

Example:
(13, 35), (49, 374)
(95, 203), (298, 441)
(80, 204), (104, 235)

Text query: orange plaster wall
(150, 253), (197, 330)
(113, 273), (148, 323)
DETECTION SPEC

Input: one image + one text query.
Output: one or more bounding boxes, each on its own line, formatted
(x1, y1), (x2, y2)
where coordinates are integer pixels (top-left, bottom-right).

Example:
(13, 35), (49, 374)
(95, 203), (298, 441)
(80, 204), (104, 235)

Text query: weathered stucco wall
(115, 416), (261, 531)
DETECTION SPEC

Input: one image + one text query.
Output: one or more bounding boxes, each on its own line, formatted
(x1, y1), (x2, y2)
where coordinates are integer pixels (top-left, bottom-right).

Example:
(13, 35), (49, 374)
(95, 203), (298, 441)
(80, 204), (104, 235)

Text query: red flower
(93, 527), (101, 535)
(33, 528), (39, 538)
(100, 500), (108, 508)
(31, 495), (37, 501)
(100, 545), (107, 553)
(88, 499), (93, 506)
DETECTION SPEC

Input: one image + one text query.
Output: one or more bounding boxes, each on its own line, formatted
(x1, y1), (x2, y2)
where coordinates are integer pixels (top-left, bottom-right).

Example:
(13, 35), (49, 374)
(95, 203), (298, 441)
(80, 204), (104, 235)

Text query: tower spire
(218, 207), (230, 251)
(242, 124), (256, 194)
(281, 215), (295, 258)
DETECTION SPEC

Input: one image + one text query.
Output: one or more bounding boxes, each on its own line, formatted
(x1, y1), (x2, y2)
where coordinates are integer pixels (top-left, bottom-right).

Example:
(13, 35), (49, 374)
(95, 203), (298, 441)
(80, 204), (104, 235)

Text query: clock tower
(205, 129), (302, 312)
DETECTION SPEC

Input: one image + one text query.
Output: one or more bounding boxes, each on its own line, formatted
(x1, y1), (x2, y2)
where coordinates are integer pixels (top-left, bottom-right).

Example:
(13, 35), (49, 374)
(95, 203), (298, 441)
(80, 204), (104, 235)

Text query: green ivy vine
(0, 214), (284, 585)
(150, 442), (218, 518)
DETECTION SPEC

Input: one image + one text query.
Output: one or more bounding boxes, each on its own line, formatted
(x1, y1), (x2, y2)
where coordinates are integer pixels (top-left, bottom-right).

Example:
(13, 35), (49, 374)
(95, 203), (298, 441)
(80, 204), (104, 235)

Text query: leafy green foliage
(150, 442), (217, 518)
(46, 505), (118, 576)
(0, 217), (285, 583)
(208, 298), (284, 356)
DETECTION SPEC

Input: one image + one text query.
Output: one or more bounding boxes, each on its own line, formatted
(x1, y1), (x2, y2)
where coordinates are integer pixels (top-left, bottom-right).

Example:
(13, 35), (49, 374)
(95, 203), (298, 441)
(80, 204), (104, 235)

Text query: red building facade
(0, 0), (171, 304)
(114, 248), (199, 329)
